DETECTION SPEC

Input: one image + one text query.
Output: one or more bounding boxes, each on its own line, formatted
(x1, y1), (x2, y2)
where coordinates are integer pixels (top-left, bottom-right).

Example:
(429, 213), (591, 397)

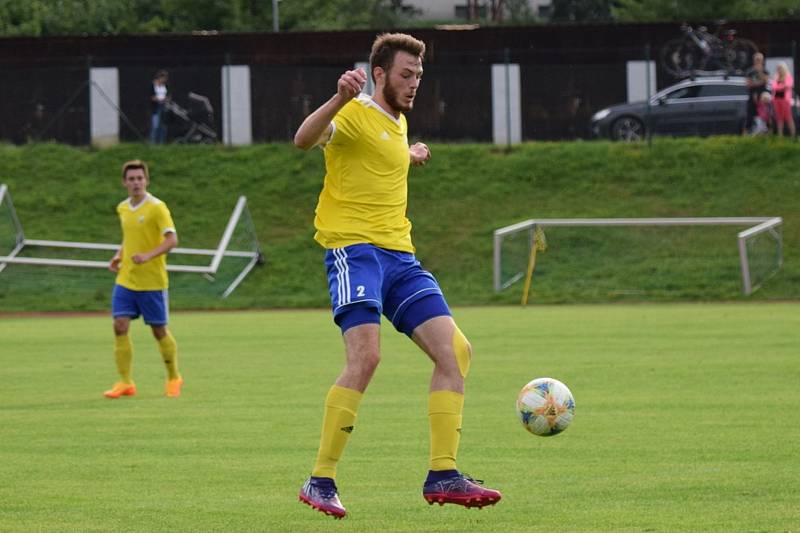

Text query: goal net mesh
(497, 223), (782, 300)
(742, 224), (783, 293)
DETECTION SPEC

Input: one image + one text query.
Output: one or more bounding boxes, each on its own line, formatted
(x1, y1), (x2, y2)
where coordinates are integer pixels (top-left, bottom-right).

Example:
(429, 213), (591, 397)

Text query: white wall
(492, 63), (521, 145)
(90, 67), (119, 147)
(626, 60), (657, 103)
(221, 65), (253, 146)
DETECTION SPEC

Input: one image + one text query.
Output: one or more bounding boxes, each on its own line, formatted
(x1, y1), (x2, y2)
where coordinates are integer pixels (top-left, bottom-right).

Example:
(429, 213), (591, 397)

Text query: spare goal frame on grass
(0, 183), (263, 298)
(493, 217), (784, 297)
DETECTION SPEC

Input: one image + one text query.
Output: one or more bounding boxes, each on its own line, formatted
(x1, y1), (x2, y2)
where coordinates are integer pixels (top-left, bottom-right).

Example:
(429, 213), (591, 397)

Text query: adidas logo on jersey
(138, 215), (145, 224)
(379, 131), (390, 140)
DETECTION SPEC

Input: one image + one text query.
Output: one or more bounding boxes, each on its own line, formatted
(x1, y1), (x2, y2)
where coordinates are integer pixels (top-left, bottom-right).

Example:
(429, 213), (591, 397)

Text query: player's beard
(383, 79), (413, 113)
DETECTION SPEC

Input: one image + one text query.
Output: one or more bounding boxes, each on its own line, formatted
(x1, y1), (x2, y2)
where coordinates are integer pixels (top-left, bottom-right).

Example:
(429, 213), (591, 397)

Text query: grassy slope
(0, 137), (798, 311)
(0, 306), (798, 531)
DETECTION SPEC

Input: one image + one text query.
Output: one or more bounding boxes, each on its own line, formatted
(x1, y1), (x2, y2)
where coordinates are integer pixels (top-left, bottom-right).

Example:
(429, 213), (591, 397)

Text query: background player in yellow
(294, 33), (502, 519)
(104, 159), (183, 399)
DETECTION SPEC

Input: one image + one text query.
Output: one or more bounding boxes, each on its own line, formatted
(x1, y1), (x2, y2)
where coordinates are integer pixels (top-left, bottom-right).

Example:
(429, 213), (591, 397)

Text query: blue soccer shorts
(324, 243), (452, 335)
(111, 284), (170, 326)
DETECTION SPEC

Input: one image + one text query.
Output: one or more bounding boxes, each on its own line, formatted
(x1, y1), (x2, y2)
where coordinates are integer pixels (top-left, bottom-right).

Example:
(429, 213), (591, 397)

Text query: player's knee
(452, 326), (472, 378)
(358, 349), (381, 375)
(151, 325), (168, 340)
(113, 318), (129, 336)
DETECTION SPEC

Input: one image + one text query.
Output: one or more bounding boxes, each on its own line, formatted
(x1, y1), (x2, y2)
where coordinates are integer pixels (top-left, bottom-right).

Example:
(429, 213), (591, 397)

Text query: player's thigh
(342, 322), (381, 366)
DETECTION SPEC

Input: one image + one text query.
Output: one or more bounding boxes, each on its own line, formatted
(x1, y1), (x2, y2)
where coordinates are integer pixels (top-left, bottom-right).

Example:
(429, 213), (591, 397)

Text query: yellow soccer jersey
(314, 94), (414, 252)
(115, 193), (176, 291)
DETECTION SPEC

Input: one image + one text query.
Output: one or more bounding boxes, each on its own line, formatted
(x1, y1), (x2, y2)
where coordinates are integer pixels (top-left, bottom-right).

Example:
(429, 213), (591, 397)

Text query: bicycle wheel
(660, 38), (701, 78)
(725, 38), (759, 75)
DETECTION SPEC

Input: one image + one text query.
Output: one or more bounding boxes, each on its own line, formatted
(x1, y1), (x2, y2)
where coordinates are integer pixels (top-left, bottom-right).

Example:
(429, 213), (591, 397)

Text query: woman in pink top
(771, 63), (796, 137)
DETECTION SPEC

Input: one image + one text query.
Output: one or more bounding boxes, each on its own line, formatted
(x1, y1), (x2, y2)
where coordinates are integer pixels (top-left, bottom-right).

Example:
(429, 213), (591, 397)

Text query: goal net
(493, 217), (784, 301)
(0, 184), (263, 308)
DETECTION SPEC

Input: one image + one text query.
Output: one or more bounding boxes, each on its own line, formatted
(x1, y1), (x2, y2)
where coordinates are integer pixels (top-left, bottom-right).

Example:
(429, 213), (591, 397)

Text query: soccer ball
(516, 377), (575, 436)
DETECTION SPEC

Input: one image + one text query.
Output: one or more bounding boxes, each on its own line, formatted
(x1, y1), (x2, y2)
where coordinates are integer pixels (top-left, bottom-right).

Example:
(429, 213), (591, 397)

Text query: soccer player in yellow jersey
(294, 33), (501, 519)
(103, 159), (183, 399)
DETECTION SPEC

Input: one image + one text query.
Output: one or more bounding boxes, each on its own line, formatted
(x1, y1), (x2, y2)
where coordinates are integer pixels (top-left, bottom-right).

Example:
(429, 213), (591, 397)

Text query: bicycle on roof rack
(660, 22), (759, 79)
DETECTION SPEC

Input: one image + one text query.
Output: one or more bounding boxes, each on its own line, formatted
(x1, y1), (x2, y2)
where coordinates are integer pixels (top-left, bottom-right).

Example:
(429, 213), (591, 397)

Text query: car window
(664, 86), (702, 100)
(698, 84), (746, 97)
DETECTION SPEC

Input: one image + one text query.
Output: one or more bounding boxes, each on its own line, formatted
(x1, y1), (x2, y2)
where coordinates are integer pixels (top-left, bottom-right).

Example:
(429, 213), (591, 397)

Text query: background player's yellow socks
(312, 385), (363, 479)
(157, 332), (180, 380)
(428, 390), (464, 471)
(114, 334), (134, 384)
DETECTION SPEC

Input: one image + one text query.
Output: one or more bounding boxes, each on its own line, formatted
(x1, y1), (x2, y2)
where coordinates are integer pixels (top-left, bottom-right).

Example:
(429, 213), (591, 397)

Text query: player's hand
(337, 68), (367, 101)
(409, 142), (431, 166)
(109, 256), (121, 272)
(132, 253), (149, 264)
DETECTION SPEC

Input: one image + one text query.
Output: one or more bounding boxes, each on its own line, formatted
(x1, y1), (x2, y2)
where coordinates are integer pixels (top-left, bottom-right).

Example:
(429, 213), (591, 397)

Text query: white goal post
(0, 183), (263, 298)
(493, 217), (783, 296)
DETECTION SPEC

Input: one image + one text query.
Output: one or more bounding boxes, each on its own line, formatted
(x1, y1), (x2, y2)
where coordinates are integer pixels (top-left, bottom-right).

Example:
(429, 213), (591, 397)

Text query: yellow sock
(429, 390), (464, 471)
(312, 385), (363, 479)
(114, 334), (134, 384)
(157, 332), (180, 380)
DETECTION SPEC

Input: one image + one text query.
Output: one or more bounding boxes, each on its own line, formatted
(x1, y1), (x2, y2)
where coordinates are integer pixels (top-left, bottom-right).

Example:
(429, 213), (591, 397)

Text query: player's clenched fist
(409, 142), (431, 166)
(337, 68), (367, 100)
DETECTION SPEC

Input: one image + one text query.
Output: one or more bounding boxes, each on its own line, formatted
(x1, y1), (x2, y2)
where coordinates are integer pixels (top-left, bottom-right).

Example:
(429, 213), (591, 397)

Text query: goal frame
(0, 183), (263, 298)
(493, 216), (784, 296)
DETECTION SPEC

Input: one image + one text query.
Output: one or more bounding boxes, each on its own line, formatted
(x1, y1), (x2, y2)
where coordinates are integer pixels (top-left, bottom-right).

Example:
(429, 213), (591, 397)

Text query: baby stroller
(165, 92), (218, 143)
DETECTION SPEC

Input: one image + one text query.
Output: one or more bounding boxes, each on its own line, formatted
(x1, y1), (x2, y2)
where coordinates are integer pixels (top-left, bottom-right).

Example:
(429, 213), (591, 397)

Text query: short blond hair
(122, 159), (149, 180)
(369, 33), (425, 82)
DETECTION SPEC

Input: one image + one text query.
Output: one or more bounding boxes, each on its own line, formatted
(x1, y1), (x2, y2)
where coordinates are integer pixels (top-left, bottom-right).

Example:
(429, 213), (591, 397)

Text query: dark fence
(1, 20), (798, 144)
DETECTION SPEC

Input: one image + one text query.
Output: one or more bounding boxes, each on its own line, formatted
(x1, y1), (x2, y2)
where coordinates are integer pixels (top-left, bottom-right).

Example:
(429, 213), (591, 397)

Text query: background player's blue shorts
(324, 243), (451, 335)
(111, 284), (169, 326)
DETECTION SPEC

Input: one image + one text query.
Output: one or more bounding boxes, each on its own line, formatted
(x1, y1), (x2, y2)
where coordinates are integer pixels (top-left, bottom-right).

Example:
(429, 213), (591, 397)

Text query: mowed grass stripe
(0, 304), (797, 532)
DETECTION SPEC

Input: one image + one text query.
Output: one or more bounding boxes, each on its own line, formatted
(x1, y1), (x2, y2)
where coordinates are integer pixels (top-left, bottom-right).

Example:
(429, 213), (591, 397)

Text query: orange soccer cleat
(104, 382), (136, 399)
(165, 377), (184, 398)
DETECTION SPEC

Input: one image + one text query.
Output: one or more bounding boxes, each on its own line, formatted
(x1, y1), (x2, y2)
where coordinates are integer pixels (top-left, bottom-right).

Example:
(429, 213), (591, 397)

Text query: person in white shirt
(149, 70), (170, 144)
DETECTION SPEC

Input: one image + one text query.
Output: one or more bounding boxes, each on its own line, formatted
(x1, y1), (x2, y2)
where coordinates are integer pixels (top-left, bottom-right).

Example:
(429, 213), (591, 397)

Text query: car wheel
(611, 117), (645, 142)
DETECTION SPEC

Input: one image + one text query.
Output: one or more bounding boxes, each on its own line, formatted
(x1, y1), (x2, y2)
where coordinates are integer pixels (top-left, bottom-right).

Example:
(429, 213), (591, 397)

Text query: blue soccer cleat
(423, 473), (502, 508)
(299, 476), (346, 519)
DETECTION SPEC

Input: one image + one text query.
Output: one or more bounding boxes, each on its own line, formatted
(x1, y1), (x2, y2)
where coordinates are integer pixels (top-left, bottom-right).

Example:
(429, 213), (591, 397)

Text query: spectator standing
(150, 70), (170, 144)
(743, 53), (769, 135)
(771, 63), (796, 138)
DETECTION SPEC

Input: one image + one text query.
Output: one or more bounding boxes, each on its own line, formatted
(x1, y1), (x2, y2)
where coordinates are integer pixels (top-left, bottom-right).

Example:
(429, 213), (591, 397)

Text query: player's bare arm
(132, 232), (178, 264)
(293, 68), (367, 150)
(109, 248), (122, 272)
(409, 142), (431, 166)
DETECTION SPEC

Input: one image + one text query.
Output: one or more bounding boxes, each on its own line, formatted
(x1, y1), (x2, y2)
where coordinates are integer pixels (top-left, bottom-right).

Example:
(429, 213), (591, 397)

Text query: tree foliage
(612, 0), (800, 22)
(0, 0), (798, 37)
(551, 0), (615, 22)
(0, 0), (414, 36)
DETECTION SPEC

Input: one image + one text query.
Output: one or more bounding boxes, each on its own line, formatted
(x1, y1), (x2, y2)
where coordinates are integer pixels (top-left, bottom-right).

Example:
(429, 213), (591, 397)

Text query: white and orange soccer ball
(516, 377), (575, 436)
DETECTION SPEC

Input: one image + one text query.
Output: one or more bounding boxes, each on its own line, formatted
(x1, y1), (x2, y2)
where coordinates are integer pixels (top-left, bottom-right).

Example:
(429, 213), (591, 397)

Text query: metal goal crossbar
(0, 183), (263, 298)
(493, 216), (783, 296)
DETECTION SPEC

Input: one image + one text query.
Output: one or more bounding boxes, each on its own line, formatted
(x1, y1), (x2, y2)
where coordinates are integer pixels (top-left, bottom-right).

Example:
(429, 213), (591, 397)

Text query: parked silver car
(591, 76), (748, 141)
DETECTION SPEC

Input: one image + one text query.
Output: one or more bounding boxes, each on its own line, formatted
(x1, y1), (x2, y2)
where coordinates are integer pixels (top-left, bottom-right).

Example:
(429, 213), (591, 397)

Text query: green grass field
(2, 137), (799, 311)
(2, 304), (798, 532)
